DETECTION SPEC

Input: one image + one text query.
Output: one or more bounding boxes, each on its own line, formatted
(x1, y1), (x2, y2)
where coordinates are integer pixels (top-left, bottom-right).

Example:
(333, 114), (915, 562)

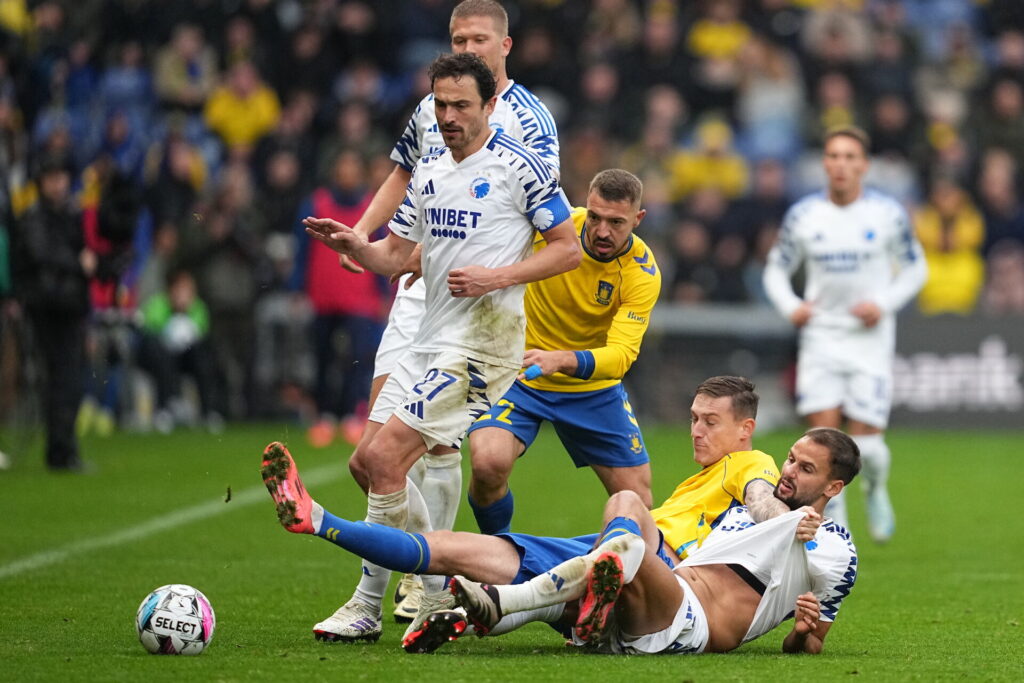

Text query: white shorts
(370, 349), (518, 451)
(373, 276), (426, 379)
(605, 574), (709, 655)
(796, 350), (892, 428)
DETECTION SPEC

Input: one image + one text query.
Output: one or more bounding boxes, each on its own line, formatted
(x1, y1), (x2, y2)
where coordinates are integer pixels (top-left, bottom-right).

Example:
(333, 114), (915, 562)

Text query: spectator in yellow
(686, 0), (751, 60)
(667, 117), (749, 201)
(204, 60), (281, 158)
(914, 177), (985, 315)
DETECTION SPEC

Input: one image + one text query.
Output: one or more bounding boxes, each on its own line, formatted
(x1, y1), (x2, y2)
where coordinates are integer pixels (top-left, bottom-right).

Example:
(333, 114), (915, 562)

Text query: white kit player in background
(763, 126), (927, 543)
(303, 52), (579, 643)
(339, 0), (561, 633)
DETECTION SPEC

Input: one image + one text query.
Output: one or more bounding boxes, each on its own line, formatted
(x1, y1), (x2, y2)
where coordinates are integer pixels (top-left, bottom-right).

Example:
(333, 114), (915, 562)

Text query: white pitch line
(0, 463), (343, 581)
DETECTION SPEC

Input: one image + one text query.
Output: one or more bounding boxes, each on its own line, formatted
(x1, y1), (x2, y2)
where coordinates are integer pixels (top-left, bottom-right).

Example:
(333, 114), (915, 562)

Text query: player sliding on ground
(450, 427), (859, 655)
(262, 378), (853, 652)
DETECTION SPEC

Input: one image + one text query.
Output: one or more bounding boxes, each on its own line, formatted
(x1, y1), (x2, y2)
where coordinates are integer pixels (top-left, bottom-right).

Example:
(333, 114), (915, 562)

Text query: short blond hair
(451, 0), (509, 37)
(823, 125), (870, 155)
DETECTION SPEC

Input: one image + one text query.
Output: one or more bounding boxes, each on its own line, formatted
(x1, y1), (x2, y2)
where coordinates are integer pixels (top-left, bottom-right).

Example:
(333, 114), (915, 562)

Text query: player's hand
(303, 217), (365, 255)
(447, 265), (499, 297)
(338, 253), (366, 274)
(851, 301), (882, 328)
(792, 592), (820, 635)
(795, 506), (822, 542)
(518, 349), (572, 380)
(391, 244), (423, 288)
(790, 302), (813, 327)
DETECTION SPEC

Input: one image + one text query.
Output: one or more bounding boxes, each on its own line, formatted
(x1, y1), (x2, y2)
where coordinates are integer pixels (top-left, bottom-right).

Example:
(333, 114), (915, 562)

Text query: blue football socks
(597, 516), (642, 545)
(316, 510), (431, 574)
(469, 489), (514, 534)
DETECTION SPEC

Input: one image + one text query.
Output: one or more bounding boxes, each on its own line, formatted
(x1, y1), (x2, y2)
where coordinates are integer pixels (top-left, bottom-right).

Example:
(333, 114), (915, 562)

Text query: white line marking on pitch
(0, 463), (342, 581)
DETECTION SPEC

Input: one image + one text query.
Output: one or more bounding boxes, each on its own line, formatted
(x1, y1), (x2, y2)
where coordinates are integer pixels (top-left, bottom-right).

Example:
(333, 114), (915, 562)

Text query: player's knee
(348, 450), (370, 492)
(470, 446), (515, 491)
(604, 489), (647, 517)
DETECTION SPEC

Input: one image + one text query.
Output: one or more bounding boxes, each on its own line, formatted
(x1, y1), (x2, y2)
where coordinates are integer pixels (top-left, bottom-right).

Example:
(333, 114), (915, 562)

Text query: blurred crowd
(1, 0), (1023, 437)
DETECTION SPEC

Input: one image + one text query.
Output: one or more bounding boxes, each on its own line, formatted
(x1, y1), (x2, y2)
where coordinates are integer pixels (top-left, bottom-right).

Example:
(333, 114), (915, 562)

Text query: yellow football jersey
(523, 207), (661, 393)
(651, 450), (780, 560)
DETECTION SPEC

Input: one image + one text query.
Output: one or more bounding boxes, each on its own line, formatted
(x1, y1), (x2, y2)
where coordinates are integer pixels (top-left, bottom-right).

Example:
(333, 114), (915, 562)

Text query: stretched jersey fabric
(390, 80), (559, 176)
(522, 207), (661, 393)
(682, 507), (858, 641)
(763, 188), (927, 370)
(651, 450), (780, 560)
(388, 131), (572, 369)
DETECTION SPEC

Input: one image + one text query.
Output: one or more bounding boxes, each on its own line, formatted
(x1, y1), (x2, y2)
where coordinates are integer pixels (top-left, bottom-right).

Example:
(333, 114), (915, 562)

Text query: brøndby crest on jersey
(595, 280), (614, 305)
(469, 177), (490, 199)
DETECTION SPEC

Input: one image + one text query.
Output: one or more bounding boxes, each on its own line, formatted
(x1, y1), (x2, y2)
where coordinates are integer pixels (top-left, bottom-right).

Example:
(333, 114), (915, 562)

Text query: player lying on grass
(262, 376), (795, 648)
(451, 427), (859, 655)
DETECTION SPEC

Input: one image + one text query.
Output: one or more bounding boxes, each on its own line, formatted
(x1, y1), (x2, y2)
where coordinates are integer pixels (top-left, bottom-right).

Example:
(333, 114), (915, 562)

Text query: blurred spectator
(667, 117), (749, 201)
(290, 149), (386, 448)
(736, 35), (805, 161)
(805, 70), (865, 145)
(684, 0), (751, 116)
(137, 269), (223, 433)
(315, 99), (390, 182)
(153, 23), (218, 114)
(620, 7), (689, 98)
(98, 40), (154, 133)
(914, 177), (985, 315)
(669, 217), (715, 303)
(175, 161), (262, 418)
(252, 89), (316, 186)
(580, 0), (643, 63)
(203, 59), (280, 160)
(12, 153), (93, 471)
(976, 148), (1024, 255)
(975, 77), (1024, 171)
(254, 145), (304, 237)
(275, 24), (335, 101)
(982, 240), (1024, 314)
(724, 157), (790, 247)
(862, 30), (915, 101)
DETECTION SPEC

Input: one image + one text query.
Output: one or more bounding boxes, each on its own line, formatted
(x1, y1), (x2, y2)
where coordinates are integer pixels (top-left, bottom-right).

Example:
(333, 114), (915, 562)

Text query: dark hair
(589, 169), (643, 206)
(451, 0), (509, 37)
(804, 427), (861, 485)
(694, 376), (758, 420)
(823, 125), (870, 155)
(427, 53), (496, 103)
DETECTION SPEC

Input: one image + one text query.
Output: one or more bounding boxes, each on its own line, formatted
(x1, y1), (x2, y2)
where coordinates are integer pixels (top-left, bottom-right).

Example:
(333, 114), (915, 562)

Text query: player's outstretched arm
(447, 219), (581, 298)
(339, 164), (414, 273)
(304, 216), (415, 277)
(782, 592), (831, 654)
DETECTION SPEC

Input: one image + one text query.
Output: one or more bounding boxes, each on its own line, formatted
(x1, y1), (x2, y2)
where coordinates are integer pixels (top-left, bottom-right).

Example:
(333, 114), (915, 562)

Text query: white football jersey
(388, 131), (572, 369)
(763, 188), (927, 365)
(384, 79), (560, 330)
(683, 507), (858, 642)
(390, 80), (560, 175)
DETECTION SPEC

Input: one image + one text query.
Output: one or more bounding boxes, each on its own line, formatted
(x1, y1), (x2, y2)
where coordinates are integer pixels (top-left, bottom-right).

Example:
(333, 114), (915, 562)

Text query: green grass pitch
(1, 424), (1021, 681)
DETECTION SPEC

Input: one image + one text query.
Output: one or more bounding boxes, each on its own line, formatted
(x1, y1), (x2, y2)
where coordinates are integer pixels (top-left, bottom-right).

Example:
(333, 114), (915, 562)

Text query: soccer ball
(135, 584), (216, 655)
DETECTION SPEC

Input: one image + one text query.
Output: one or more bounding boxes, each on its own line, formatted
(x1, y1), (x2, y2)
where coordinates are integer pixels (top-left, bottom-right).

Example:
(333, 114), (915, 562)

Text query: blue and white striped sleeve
(388, 169), (422, 242)
(389, 96), (431, 171)
(508, 84), (560, 176)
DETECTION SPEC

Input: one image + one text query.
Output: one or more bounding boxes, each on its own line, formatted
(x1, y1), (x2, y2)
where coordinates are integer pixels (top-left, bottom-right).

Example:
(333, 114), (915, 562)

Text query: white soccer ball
(135, 584), (216, 655)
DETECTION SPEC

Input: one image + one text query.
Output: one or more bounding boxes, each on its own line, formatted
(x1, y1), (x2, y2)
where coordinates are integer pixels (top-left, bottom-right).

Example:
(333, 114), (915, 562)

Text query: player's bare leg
(592, 463), (653, 508)
(467, 427), (525, 533)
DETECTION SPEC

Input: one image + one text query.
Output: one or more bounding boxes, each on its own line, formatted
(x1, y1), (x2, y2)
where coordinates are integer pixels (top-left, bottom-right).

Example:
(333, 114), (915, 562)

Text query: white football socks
(852, 433), (891, 491)
(496, 533), (645, 615)
(487, 604), (565, 636)
(421, 452), (462, 531)
(824, 487), (849, 530)
(352, 484), (410, 607)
